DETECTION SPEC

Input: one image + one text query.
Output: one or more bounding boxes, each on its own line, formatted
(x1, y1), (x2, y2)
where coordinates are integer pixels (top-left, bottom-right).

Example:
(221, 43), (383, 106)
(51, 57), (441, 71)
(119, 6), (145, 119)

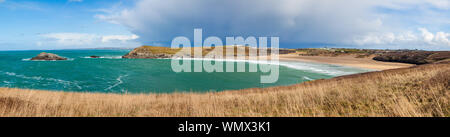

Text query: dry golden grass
(137, 46), (182, 54)
(0, 62), (449, 117)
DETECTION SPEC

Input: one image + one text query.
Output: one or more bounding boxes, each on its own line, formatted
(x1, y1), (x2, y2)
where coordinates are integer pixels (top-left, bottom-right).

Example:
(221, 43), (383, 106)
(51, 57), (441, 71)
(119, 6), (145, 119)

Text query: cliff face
(122, 46), (181, 59)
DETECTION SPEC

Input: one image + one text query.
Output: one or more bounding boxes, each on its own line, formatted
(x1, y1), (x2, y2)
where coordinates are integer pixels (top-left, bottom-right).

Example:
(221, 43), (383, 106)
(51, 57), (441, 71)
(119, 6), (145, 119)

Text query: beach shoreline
(278, 54), (414, 70)
(171, 54), (414, 71)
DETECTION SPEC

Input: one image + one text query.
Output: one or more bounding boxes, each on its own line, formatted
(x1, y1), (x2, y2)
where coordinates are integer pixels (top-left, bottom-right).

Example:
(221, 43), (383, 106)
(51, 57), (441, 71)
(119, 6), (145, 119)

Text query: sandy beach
(279, 54), (414, 70)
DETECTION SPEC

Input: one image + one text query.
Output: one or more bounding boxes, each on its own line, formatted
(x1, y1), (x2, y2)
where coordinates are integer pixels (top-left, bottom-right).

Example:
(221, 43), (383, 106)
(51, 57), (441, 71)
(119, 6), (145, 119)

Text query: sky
(0, 0), (449, 50)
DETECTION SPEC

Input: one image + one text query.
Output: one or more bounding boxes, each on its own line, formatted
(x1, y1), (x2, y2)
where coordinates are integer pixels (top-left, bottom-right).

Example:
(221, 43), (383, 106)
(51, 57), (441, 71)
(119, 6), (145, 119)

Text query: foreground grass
(0, 62), (449, 117)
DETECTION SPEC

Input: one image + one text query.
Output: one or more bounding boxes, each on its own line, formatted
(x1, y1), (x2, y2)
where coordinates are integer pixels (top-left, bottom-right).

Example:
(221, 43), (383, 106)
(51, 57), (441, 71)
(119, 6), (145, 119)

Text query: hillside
(296, 48), (450, 64)
(373, 51), (450, 64)
(0, 61), (448, 117)
(122, 45), (296, 58)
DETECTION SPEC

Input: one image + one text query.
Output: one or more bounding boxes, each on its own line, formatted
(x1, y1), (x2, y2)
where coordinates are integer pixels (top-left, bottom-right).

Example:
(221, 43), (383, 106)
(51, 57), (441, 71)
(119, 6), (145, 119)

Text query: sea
(0, 50), (372, 93)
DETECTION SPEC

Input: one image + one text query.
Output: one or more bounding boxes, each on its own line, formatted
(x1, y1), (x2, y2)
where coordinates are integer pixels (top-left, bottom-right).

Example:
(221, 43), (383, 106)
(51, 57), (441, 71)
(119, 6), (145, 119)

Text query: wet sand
(278, 54), (414, 70)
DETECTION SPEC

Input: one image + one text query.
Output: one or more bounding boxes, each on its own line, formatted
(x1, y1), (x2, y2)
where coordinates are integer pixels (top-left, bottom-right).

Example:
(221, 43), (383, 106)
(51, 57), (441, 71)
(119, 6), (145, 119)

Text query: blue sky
(0, 0), (138, 50)
(0, 0), (449, 50)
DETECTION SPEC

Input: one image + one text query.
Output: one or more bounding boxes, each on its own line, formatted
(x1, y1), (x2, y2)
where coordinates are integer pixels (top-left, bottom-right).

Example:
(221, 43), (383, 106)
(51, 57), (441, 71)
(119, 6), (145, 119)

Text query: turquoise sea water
(0, 50), (372, 93)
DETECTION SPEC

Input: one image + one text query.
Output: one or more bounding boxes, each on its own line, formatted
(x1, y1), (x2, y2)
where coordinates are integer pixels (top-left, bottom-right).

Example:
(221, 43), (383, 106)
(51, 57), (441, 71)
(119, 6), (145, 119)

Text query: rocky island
(122, 46), (181, 59)
(31, 52), (67, 61)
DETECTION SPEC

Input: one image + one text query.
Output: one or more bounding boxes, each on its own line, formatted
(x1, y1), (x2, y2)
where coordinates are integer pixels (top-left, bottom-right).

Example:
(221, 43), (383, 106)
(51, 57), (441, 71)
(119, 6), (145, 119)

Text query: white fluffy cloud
(353, 28), (450, 49)
(41, 33), (98, 46)
(426, 0), (450, 10)
(96, 0), (450, 50)
(39, 33), (140, 48)
(101, 34), (139, 43)
(418, 28), (450, 45)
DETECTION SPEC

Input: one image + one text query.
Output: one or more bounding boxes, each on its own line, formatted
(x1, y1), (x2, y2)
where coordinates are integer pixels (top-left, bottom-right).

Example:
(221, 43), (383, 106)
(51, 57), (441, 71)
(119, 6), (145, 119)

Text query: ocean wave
(169, 58), (366, 76)
(1, 81), (14, 87)
(22, 58), (74, 61)
(105, 74), (128, 91)
(81, 56), (122, 59)
(276, 61), (356, 76)
(302, 76), (313, 81)
(1, 71), (82, 89)
(79, 55), (368, 76)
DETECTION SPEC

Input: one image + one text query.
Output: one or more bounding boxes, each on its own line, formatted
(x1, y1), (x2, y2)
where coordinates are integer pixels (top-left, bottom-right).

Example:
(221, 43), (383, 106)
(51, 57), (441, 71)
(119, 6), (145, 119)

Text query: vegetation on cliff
(123, 45), (297, 59)
(122, 46), (182, 58)
(296, 48), (450, 64)
(373, 51), (450, 64)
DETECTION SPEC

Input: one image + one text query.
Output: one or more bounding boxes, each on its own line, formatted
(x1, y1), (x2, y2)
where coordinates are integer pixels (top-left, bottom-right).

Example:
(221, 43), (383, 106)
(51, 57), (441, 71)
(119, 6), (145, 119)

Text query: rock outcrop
(31, 52), (67, 61)
(122, 46), (180, 59)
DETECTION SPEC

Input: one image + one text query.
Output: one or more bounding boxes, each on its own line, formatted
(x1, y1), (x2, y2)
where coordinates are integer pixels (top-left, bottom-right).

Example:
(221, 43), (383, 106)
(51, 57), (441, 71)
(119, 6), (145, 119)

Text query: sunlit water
(0, 50), (372, 93)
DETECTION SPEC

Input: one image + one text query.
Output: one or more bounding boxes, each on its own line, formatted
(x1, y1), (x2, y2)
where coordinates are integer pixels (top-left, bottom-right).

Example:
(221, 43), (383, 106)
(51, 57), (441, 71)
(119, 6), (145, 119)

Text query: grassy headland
(1, 61), (448, 117)
(295, 48), (450, 64)
(121, 45), (296, 58)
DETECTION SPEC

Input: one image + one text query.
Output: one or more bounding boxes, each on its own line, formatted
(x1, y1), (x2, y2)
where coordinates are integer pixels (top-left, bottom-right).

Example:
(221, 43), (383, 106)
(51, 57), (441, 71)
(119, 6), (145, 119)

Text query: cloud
(353, 28), (450, 49)
(39, 33), (140, 48)
(101, 34), (139, 43)
(419, 28), (435, 43)
(96, 0), (380, 43)
(418, 28), (450, 46)
(96, 0), (450, 50)
(41, 33), (98, 46)
(426, 0), (450, 10)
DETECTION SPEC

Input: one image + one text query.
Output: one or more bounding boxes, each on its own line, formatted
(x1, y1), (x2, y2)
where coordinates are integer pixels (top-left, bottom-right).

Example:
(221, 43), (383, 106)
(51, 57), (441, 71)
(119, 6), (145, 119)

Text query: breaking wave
(169, 58), (370, 76)
(1, 71), (82, 89)
(81, 56), (122, 59)
(22, 58), (74, 61)
(105, 74), (128, 92)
